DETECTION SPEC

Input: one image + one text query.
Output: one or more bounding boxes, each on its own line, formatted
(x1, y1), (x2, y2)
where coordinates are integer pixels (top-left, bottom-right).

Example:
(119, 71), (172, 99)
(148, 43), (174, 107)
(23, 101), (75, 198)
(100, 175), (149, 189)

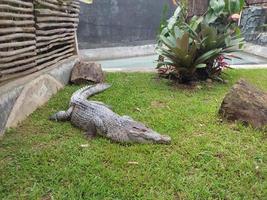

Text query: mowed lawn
(0, 69), (266, 200)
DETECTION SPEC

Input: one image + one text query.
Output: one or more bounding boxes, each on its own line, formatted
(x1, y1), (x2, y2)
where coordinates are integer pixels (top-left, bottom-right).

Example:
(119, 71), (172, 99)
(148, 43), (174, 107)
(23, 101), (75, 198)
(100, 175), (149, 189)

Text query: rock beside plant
(219, 79), (267, 129)
(71, 61), (105, 84)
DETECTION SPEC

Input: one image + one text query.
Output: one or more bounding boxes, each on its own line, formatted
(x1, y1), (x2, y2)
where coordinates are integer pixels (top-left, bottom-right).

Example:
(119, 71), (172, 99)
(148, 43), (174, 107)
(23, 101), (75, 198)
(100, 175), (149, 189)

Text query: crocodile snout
(128, 128), (171, 144)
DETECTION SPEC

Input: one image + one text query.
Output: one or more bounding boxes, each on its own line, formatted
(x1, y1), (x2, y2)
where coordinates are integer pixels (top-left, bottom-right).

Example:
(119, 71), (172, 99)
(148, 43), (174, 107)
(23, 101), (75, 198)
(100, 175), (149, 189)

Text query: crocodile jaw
(128, 128), (171, 144)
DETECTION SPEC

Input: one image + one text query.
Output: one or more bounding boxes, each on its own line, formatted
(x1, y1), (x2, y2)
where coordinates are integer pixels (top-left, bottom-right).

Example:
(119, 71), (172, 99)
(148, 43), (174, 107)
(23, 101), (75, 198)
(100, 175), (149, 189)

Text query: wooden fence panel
(0, 0), (79, 83)
(188, 0), (209, 16)
(0, 0), (36, 82)
(34, 0), (79, 70)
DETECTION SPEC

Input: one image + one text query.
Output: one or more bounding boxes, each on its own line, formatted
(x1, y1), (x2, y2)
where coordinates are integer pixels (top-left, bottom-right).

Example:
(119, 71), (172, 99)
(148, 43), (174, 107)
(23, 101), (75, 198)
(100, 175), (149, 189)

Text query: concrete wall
(77, 0), (174, 49)
(77, 0), (209, 49)
(0, 56), (78, 136)
(240, 6), (267, 45)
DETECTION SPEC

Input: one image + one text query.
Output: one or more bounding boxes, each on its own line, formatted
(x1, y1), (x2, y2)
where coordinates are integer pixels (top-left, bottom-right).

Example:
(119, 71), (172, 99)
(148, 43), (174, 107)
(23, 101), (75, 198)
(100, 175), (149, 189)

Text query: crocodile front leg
(49, 107), (73, 121)
(85, 123), (97, 139)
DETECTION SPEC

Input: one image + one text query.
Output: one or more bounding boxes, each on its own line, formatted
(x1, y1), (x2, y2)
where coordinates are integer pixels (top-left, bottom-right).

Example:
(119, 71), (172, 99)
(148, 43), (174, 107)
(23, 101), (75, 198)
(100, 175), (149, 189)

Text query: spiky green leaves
(156, 0), (245, 82)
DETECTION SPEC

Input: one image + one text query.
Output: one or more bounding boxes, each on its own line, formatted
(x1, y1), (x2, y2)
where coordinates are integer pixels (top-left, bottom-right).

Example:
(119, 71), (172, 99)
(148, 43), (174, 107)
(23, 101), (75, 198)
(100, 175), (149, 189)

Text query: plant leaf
(195, 48), (222, 64)
(167, 6), (182, 30)
(196, 64), (207, 68)
(210, 0), (225, 14)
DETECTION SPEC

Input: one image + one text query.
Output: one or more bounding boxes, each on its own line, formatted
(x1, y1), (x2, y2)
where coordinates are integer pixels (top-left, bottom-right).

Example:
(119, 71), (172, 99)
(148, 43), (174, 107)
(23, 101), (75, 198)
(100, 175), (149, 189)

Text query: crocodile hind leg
(85, 123), (97, 140)
(49, 107), (73, 121)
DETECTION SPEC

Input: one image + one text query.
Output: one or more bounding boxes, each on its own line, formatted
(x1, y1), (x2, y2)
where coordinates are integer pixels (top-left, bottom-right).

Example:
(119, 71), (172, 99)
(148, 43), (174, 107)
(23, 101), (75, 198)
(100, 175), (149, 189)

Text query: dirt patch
(150, 100), (167, 108)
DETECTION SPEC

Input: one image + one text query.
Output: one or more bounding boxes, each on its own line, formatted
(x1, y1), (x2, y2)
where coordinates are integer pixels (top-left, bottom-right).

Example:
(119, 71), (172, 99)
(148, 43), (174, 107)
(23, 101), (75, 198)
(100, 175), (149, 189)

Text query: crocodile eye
(133, 126), (147, 132)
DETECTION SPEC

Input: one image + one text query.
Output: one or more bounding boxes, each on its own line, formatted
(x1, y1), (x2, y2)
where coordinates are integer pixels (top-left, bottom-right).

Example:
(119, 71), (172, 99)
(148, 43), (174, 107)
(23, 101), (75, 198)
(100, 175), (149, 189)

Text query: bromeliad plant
(156, 0), (245, 83)
(157, 30), (221, 82)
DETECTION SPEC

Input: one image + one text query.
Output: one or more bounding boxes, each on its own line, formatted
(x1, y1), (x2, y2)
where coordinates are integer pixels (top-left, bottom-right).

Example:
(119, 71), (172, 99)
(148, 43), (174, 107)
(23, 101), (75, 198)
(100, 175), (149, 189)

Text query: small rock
(219, 79), (267, 129)
(71, 61), (105, 84)
(151, 100), (166, 108)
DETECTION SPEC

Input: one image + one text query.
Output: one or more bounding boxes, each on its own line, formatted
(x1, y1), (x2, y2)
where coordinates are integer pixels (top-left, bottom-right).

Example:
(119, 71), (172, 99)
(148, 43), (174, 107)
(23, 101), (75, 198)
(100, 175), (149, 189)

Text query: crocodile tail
(70, 83), (111, 104)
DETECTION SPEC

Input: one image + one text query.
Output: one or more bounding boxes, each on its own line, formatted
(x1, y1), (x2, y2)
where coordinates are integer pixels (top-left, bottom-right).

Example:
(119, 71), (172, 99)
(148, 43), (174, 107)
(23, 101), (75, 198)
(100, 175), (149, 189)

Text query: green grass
(0, 69), (266, 200)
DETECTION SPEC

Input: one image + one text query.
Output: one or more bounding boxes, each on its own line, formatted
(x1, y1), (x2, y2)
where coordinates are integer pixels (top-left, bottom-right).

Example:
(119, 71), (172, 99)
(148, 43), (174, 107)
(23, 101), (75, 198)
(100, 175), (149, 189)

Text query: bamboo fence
(0, 0), (80, 83)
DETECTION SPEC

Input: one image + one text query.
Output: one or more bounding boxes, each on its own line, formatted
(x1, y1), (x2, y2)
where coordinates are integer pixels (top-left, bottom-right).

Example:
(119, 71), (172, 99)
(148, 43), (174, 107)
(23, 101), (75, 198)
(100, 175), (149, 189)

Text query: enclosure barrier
(0, 0), (80, 83)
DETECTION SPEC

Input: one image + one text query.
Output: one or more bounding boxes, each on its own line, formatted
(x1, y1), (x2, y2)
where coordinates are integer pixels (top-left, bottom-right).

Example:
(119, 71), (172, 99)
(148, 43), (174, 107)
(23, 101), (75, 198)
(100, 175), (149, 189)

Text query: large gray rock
(219, 79), (267, 129)
(70, 61), (105, 84)
(240, 6), (267, 45)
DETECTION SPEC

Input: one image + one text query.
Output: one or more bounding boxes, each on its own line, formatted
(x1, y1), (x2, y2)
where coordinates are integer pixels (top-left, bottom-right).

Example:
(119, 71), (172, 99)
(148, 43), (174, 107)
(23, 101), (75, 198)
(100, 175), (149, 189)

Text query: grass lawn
(0, 69), (266, 199)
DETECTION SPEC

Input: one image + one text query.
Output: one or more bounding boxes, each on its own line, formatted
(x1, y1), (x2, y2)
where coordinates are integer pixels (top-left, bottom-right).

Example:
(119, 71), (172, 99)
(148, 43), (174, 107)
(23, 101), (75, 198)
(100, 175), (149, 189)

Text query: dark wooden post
(188, 0), (209, 16)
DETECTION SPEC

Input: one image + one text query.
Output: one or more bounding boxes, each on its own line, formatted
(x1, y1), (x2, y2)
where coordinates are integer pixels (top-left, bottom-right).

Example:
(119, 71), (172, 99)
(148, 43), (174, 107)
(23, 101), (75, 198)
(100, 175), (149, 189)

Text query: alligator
(49, 83), (171, 144)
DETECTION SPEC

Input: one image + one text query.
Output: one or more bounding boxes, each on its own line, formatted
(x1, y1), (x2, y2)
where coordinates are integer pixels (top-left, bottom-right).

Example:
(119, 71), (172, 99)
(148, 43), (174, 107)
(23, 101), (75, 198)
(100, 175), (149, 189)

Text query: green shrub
(156, 0), (244, 83)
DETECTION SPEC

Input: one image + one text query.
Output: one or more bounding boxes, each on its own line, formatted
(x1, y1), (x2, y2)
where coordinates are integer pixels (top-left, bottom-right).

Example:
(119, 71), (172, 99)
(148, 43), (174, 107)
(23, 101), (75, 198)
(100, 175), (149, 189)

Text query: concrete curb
(0, 56), (79, 136)
(103, 64), (267, 72)
(230, 64), (267, 69)
(104, 67), (156, 72)
(243, 43), (267, 59)
(6, 75), (63, 128)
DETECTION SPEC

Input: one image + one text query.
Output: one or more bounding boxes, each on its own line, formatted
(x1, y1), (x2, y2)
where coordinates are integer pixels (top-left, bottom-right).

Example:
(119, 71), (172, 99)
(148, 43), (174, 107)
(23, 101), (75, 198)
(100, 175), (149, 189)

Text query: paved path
(99, 52), (267, 71)
(80, 45), (267, 71)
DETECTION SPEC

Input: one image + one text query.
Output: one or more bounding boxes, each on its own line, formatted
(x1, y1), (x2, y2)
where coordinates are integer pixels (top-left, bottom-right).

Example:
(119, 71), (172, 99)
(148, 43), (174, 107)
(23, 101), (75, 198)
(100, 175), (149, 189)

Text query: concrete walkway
(80, 44), (267, 72)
